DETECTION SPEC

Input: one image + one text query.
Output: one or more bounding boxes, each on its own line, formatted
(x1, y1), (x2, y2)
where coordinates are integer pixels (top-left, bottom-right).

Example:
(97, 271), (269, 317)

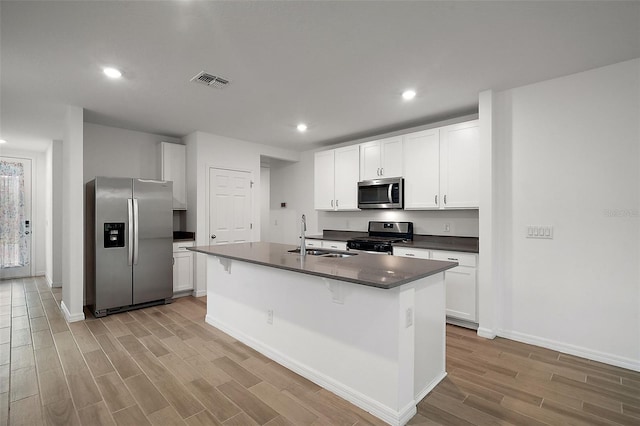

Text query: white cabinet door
(173, 251), (193, 293)
(380, 136), (403, 178)
(431, 250), (477, 322)
(403, 129), (440, 209)
(440, 121), (479, 209)
(322, 240), (347, 251)
(334, 145), (360, 210)
(314, 150), (335, 210)
(359, 140), (382, 180)
(160, 142), (187, 210)
(304, 239), (322, 248)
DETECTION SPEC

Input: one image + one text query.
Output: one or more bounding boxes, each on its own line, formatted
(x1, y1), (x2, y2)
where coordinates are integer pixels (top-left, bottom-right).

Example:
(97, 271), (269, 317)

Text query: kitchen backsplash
(317, 209), (479, 237)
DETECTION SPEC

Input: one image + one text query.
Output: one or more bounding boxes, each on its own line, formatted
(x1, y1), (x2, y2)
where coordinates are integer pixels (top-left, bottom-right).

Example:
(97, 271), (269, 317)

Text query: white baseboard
(415, 371), (447, 403)
(61, 301), (85, 323)
(498, 329), (640, 372)
(477, 327), (497, 339)
(44, 275), (62, 288)
(192, 289), (206, 297)
(206, 314), (414, 426)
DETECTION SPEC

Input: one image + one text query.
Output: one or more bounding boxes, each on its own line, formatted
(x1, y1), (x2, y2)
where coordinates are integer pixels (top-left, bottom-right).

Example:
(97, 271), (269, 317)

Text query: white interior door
(209, 168), (252, 244)
(0, 157), (32, 279)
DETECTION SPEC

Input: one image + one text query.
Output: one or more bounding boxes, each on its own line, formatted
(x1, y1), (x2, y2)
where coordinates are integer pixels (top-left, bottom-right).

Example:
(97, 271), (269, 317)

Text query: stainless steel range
(346, 221), (413, 254)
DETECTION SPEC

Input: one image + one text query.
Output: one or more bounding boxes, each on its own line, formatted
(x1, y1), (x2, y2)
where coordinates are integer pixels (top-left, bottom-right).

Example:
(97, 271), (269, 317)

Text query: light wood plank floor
(1, 277), (639, 425)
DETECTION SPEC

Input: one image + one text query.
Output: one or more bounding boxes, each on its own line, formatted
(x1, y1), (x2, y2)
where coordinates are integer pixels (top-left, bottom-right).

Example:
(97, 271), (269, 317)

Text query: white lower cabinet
(173, 241), (194, 295)
(304, 239), (322, 248)
(305, 239), (347, 251)
(431, 250), (477, 323)
(393, 246), (478, 324)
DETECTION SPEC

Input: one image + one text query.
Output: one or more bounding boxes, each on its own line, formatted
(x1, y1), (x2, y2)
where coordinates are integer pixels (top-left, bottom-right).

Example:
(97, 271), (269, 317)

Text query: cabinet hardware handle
(381, 167), (384, 176)
(210, 234), (216, 239)
(376, 168), (380, 176)
(444, 195), (447, 205)
(406, 253), (415, 257)
(336, 199), (339, 208)
(447, 257), (458, 261)
(172, 258), (175, 265)
(435, 195), (438, 205)
(331, 199), (334, 207)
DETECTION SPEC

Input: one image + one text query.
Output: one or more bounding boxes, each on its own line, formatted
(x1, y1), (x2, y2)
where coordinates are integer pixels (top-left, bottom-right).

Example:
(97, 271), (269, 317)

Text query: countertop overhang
(188, 242), (457, 289)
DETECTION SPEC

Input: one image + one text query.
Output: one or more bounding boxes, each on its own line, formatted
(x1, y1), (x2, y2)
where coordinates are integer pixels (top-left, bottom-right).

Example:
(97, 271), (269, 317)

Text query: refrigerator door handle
(127, 198), (134, 265)
(133, 198), (139, 265)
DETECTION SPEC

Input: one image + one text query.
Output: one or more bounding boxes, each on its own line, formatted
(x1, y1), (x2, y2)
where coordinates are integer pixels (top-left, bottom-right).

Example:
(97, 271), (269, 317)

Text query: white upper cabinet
(159, 142), (187, 210)
(333, 145), (360, 210)
(314, 149), (335, 210)
(403, 129), (440, 209)
(359, 136), (403, 180)
(314, 145), (360, 211)
(403, 120), (479, 210)
(440, 121), (480, 209)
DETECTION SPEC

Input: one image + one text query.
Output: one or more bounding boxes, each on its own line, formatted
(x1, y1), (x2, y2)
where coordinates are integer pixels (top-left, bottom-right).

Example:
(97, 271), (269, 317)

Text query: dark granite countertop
(306, 230), (479, 253)
(188, 242), (457, 289)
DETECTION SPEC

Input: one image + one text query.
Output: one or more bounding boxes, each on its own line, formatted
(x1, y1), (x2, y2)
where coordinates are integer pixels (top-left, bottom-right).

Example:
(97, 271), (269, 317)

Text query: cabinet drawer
(305, 239), (322, 248)
(173, 241), (194, 253)
(430, 250), (476, 267)
(322, 240), (347, 251)
(392, 247), (430, 259)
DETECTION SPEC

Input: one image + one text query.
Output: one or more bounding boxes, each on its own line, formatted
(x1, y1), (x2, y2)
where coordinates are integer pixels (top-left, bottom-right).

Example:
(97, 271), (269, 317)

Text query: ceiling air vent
(190, 71), (230, 89)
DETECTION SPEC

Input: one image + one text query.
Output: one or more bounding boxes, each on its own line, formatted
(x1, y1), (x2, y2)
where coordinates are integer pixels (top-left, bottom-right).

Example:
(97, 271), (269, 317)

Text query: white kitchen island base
(204, 255), (446, 425)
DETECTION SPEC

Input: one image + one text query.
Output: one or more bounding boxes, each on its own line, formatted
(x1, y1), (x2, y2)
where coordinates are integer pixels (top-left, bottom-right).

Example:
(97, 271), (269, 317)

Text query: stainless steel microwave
(358, 177), (404, 209)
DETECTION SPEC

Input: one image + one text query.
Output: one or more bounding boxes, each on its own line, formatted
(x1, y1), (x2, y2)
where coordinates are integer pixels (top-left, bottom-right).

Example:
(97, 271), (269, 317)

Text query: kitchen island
(189, 242), (457, 425)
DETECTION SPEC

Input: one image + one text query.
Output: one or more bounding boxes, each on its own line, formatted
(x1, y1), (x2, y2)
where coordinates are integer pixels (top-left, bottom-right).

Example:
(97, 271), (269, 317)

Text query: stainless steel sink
(321, 253), (357, 258)
(287, 248), (331, 256)
(287, 248), (357, 258)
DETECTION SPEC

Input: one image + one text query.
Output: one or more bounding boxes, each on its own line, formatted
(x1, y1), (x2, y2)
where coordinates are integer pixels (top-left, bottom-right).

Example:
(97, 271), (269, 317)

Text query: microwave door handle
(388, 184), (393, 203)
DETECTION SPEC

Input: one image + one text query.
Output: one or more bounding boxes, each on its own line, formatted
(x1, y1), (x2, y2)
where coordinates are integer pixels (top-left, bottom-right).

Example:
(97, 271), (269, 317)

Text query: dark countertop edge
(306, 232), (479, 253)
(188, 246), (456, 290)
(173, 238), (196, 243)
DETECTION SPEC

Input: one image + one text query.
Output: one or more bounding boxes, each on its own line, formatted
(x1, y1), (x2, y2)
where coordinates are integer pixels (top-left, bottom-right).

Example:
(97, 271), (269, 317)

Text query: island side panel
(205, 255), (418, 423)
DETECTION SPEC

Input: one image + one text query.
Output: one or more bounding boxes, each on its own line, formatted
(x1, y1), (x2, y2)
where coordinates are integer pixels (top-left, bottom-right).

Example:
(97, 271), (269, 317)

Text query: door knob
(210, 234), (217, 239)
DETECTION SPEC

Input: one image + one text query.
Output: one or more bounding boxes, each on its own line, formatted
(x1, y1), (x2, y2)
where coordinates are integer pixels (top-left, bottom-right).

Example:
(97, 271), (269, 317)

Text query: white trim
(192, 289), (207, 298)
(206, 314), (415, 426)
(498, 329), (640, 372)
(415, 371), (447, 403)
(477, 327), (497, 339)
(60, 300), (85, 323)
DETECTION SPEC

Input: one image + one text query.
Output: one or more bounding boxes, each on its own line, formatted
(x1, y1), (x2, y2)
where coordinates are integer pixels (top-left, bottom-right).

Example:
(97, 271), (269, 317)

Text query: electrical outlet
(267, 309), (273, 324)
(405, 308), (413, 328)
(444, 223), (451, 232)
(526, 225), (553, 239)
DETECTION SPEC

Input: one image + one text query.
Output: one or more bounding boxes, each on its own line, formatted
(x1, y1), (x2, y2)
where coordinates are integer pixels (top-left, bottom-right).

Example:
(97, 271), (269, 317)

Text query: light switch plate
(526, 225), (553, 239)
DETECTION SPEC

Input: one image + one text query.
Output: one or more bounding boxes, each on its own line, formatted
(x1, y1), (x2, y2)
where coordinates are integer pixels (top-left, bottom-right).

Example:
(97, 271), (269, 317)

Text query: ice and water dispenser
(103, 223), (125, 248)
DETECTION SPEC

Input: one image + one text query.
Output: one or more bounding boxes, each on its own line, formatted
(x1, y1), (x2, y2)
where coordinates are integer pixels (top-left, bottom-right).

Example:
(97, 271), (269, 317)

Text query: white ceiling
(1, 1), (639, 152)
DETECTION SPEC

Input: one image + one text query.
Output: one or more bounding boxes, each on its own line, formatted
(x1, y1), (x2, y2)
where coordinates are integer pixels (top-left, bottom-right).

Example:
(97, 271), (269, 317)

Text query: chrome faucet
(300, 214), (307, 257)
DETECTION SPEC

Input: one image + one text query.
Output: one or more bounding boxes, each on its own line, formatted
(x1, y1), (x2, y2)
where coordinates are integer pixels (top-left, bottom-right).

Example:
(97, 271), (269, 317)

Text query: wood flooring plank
(622, 403), (640, 419)
(418, 400), (476, 426)
(314, 389), (388, 426)
(9, 394), (43, 426)
(95, 333), (124, 354)
(85, 319), (110, 336)
(66, 368), (103, 409)
(499, 396), (587, 426)
(267, 361), (321, 394)
(0, 327), (9, 345)
(32, 329), (54, 349)
(161, 336), (199, 359)
(586, 375), (640, 398)
(53, 331), (87, 374)
(265, 415), (297, 426)
(124, 373), (170, 415)
(282, 387), (359, 426)
(28, 306), (45, 320)
(462, 394), (547, 426)
(11, 328), (32, 347)
(131, 350), (172, 382)
(186, 378), (240, 422)
(213, 356), (262, 388)
(124, 321), (152, 338)
(184, 410), (223, 426)
(34, 345), (62, 373)
(420, 392), (501, 426)
(541, 399), (615, 426)
(39, 367), (72, 405)
(10, 344), (35, 370)
(48, 317), (69, 334)
(158, 352), (202, 384)
(146, 323), (174, 340)
(11, 315), (29, 330)
(111, 404), (153, 426)
(222, 412), (260, 426)
(43, 397), (81, 426)
(551, 373), (640, 407)
(106, 350), (142, 379)
(10, 366), (39, 401)
(0, 344), (8, 366)
(95, 371), (136, 413)
(155, 375), (205, 419)
(69, 322), (101, 353)
(30, 316), (50, 333)
(249, 381), (318, 425)
(582, 401), (640, 426)
(77, 401), (116, 426)
(147, 405), (187, 426)
(85, 349), (115, 377)
(101, 319), (132, 338)
(449, 369), (543, 406)
(443, 375), (504, 404)
(139, 335), (170, 357)
(117, 334), (147, 355)
(0, 391), (7, 426)
(184, 354), (233, 387)
(218, 380), (279, 425)
(406, 412), (441, 425)
(0, 365), (8, 394)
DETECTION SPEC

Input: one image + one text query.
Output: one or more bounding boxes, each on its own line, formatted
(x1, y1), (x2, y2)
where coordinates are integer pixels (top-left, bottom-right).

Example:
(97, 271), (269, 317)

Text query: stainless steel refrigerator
(86, 177), (173, 317)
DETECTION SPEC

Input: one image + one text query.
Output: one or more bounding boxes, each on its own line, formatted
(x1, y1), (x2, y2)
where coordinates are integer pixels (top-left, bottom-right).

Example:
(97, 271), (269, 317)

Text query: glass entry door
(0, 157), (32, 279)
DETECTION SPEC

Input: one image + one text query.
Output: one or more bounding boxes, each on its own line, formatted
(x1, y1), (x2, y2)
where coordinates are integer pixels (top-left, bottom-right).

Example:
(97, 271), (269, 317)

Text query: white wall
(185, 131), (300, 296)
(45, 140), (63, 287)
(489, 58), (640, 370)
(83, 122), (180, 183)
(260, 167), (270, 242)
(0, 147), (47, 277)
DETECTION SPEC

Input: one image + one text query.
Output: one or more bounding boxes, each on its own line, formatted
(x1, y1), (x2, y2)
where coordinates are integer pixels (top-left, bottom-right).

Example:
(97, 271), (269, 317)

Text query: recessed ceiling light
(297, 123), (308, 132)
(402, 90), (416, 100)
(0, 139), (6, 144)
(103, 67), (122, 79)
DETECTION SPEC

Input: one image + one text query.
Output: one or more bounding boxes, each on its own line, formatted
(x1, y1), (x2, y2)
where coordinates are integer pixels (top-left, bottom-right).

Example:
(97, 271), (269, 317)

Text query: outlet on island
(267, 309), (274, 324)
